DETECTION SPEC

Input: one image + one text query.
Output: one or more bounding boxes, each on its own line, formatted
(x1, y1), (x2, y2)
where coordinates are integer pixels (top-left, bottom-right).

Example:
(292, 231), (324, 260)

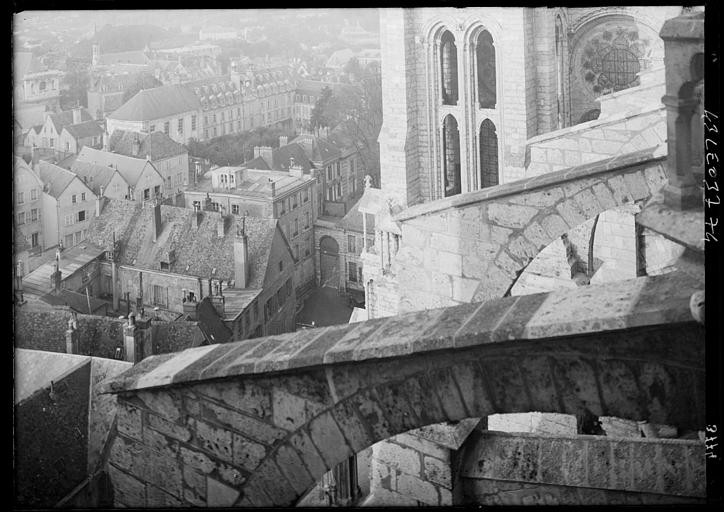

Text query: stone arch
(439, 30), (459, 105)
(106, 294), (704, 507)
(473, 30), (496, 109)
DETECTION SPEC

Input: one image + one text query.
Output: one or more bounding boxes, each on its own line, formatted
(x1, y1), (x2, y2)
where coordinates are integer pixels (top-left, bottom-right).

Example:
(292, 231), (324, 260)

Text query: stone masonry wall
(460, 431), (705, 503)
(388, 149), (667, 314)
(526, 108), (666, 176)
(366, 432), (452, 506)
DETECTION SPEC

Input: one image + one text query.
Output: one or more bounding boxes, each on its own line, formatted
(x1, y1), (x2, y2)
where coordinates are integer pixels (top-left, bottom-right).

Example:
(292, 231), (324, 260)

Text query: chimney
(269, 180), (276, 197)
(289, 156), (303, 178)
(259, 146), (273, 166)
(254, 146), (261, 158)
(279, 135), (288, 146)
(31, 146), (40, 168)
(152, 201), (162, 242)
(210, 293), (225, 317)
(95, 194), (105, 217)
(217, 215), (225, 237)
(65, 313), (79, 354)
(132, 133), (140, 157)
(72, 107), (82, 125)
(204, 193), (213, 211)
(123, 313), (142, 363)
(234, 217), (250, 288)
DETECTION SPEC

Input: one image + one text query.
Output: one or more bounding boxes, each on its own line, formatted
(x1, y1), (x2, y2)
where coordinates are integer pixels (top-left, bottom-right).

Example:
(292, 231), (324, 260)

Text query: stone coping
(638, 193), (705, 252)
(100, 270), (698, 394)
(394, 145), (666, 223)
(476, 429), (703, 446)
(660, 11), (705, 40)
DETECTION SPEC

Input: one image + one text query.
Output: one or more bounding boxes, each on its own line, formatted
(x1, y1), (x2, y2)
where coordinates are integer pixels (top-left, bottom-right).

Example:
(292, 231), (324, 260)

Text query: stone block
(437, 251), (463, 276)
(272, 388), (326, 431)
(146, 413), (192, 443)
(430, 232), (461, 252)
(508, 235), (538, 263)
(451, 275), (479, 302)
(288, 430), (327, 478)
(429, 271), (452, 296)
(632, 441), (659, 493)
(231, 433), (266, 472)
(192, 381), (272, 420)
(540, 214), (569, 239)
(200, 400), (287, 446)
(587, 439), (611, 488)
(462, 253), (490, 280)
(401, 224), (429, 248)
(599, 416), (640, 438)
(117, 404), (143, 441)
(206, 477), (240, 507)
(424, 456), (452, 489)
(573, 188), (602, 218)
(142, 425), (179, 458)
(275, 444), (314, 496)
(494, 251), (521, 279)
(180, 446), (216, 474)
(607, 175), (633, 205)
(182, 466), (206, 503)
(308, 412), (352, 468)
(490, 225), (513, 245)
(396, 473), (439, 505)
(254, 459), (298, 507)
(146, 484), (182, 507)
(609, 439), (633, 490)
(375, 439), (421, 475)
(592, 183), (618, 210)
(643, 164), (667, 193)
(429, 367), (468, 421)
(556, 199), (587, 228)
(108, 464), (145, 507)
(135, 390), (182, 422)
(396, 432), (449, 461)
(194, 419), (233, 463)
(523, 221), (549, 249)
(623, 171), (650, 200)
(488, 203), (538, 229)
(330, 399), (373, 454)
(550, 357), (604, 417)
(373, 381), (424, 434)
(515, 356), (559, 412)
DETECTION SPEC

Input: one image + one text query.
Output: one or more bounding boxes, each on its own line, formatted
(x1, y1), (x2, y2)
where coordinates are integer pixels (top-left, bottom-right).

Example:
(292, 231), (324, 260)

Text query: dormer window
(160, 261), (169, 270)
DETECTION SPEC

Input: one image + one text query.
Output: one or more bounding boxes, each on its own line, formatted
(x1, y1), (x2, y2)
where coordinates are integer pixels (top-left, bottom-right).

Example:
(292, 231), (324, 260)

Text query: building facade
(14, 157), (45, 257)
(35, 161), (97, 250)
(184, 165), (318, 297)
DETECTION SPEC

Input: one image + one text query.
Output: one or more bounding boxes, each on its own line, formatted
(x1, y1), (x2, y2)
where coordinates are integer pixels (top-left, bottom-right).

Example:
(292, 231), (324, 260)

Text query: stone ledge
(394, 146), (666, 222)
(100, 271), (700, 394)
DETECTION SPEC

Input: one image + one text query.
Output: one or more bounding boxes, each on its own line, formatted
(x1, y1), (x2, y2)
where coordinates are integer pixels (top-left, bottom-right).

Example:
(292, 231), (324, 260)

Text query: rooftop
(85, 198), (278, 287)
(36, 161), (89, 199)
(190, 167), (312, 199)
(69, 161), (119, 196)
(76, 146), (160, 187)
(63, 120), (104, 140)
(109, 129), (187, 160)
(48, 108), (94, 135)
(337, 196), (375, 233)
(108, 84), (201, 122)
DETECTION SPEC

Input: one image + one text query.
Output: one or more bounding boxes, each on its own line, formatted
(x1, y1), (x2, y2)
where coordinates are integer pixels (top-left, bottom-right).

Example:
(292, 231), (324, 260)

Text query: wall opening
(442, 114), (461, 197)
(475, 30), (496, 109)
(440, 31), (458, 105)
(479, 119), (499, 188)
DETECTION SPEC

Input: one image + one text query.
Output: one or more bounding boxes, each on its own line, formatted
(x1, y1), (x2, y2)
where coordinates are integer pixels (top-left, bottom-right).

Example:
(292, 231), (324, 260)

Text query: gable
(263, 224), (296, 287)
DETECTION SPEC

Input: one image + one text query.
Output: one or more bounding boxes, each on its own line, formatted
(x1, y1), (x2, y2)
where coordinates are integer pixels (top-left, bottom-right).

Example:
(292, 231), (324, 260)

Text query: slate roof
(109, 129), (187, 160)
(69, 161), (120, 196)
(36, 161), (83, 199)
(292, 135), (341, 163)
(76, 146), (159, 187)
(337, 197), (375, 233)
(39, 289), (108, 315)
(85, 199), (279, 287)
(49, 109), (94, 135)
(195, 297), (232, 344)
(241, 155), (270, 170)
(63, 120), (104, 140)
(272, 142), (315, 173)
(108, 84), (202, 121)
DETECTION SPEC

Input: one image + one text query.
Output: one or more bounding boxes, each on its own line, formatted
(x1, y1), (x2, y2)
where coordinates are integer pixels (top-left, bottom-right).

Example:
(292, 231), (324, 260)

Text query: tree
(310, 86), (334, 131)
(60, 62), (90, 109)
(122, 73), (163, 103)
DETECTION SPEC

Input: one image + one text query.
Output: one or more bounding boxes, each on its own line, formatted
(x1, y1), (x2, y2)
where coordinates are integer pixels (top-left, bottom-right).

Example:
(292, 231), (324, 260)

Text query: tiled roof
(108, 84), (201, 121)
(109, 129), (187, 160)
(69, 161), (120, 196)
(76, 146), (159, 187)
(86, 199), (278, 287)
(63, 120), (104, 140)
(48, 109), (94, 135)
(337, 197), (375, 233)
(36, 161), (82, 199)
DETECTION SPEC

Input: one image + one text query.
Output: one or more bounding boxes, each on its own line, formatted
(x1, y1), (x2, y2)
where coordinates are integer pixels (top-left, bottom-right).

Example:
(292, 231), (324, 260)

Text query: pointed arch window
(476, 31), (496, 109)
(442, 115), (461, 197)
(480, 119), (499, 188)
(440, 31), (458, 105)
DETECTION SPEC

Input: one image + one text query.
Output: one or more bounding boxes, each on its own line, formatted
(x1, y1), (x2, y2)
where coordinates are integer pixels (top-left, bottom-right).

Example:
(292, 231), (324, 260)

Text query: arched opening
(555, 16), (566, 128)
(442, 114), (461, 197)
(479, 119), (499, 188)
(475, 30), (496, 109)
(579, 108), (601, 123)
(440, 31), (458, 105)
(319, 236), (340, 288)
